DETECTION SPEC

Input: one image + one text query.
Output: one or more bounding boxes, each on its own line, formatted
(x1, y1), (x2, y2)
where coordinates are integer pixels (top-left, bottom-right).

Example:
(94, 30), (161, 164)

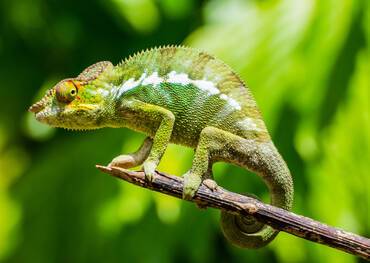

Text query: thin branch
(96, 165), (370, 260)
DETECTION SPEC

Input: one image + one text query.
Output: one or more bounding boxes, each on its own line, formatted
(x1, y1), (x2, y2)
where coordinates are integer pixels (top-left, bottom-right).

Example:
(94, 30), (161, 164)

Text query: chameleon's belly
(169, 104), (268, 148)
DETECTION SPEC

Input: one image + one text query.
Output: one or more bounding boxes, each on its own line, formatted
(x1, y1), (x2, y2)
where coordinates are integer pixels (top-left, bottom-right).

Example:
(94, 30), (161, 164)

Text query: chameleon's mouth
(28, 89), (58, 124)
(29, 89), (55, 113)
(29, 101), (45, 114)
(33, 108), (55, 123)
(29, 102), (50, 123)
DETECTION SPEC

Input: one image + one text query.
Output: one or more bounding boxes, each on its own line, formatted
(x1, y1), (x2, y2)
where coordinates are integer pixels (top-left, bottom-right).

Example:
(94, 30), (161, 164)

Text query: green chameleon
(29, 46), (293, 249)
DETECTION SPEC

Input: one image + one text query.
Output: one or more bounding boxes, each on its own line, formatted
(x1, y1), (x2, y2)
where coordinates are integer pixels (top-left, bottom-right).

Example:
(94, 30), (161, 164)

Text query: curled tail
(220, 142), (293, 248)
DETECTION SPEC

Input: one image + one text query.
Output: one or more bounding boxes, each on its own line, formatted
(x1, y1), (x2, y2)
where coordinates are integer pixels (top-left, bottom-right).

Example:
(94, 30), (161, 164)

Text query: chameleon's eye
(56, 81), (78, 103)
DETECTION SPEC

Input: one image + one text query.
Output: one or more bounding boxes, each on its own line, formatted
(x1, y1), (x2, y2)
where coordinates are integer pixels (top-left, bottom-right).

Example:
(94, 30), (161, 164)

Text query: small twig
(96, 165), (370, 260)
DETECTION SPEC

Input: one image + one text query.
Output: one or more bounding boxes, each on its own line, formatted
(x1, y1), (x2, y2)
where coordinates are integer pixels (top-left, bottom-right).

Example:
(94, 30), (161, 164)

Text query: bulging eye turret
(56, 80), (78, 103)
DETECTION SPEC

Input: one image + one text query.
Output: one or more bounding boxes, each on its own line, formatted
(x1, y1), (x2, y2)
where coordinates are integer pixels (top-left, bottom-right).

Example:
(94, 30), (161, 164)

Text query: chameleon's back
(115, 46), (270, 146)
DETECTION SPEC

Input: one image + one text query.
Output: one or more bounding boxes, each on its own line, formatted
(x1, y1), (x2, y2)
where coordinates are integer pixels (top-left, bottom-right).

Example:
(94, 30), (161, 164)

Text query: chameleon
(29, 46), (293, 248)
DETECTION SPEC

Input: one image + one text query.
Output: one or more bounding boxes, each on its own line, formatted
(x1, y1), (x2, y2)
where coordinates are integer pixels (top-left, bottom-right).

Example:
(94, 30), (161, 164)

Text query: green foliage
(0, 0), (368, 262)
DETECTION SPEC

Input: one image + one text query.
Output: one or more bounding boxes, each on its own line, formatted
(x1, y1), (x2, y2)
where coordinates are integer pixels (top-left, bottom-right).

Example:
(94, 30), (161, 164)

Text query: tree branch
(96, 165), (370, 260)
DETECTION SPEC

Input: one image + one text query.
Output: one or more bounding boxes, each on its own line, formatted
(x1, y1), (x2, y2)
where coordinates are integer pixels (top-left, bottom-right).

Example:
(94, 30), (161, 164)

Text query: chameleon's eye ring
(56, 80), (78, 103)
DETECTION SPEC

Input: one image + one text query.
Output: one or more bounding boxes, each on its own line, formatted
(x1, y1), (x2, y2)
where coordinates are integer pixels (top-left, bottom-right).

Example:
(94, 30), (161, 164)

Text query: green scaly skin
(29, 46), (293, 249)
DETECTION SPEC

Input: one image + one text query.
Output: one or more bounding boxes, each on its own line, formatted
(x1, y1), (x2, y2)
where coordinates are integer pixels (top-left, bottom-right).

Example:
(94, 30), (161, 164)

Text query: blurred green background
(0, 0), (369, 262)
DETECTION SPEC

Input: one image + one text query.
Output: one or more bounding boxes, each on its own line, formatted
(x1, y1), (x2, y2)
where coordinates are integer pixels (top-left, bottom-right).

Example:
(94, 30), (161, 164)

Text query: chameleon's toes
(183, 172), (202, 200)
(143, 160), (157, 182)
(108, 155), (136, 168)
(203, 179), (218, 191)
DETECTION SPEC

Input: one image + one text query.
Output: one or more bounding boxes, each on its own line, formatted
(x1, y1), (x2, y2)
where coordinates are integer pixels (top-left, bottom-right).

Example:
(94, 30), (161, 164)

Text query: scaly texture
(29, 46), (294, 248)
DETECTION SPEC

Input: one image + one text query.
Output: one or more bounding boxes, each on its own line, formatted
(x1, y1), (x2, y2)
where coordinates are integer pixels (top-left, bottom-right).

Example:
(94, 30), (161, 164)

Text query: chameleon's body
(29, 46), (293, 248)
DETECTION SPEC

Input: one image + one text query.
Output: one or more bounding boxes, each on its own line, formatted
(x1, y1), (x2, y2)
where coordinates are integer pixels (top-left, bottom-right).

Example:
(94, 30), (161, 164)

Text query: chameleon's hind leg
(109, 137), (153, 169)
(182, 126), (294, 248)
(183, 126), (226, 200)
(218, 140), (293, 248)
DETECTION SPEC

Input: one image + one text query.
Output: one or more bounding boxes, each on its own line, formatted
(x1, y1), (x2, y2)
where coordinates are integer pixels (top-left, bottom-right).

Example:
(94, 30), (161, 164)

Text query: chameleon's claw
(143, 160), (157, 182)
(183, 171), (202, 200)
(203, 179), (218, 191)
(108, 154), (136, 169)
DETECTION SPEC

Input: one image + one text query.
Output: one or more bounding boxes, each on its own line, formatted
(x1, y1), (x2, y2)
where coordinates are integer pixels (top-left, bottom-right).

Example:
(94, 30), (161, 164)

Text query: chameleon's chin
(34, 108), (57, 125)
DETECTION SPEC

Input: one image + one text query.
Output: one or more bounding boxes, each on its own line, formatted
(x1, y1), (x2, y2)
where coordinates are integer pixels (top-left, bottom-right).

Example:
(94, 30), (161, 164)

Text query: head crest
(77, 61), (113, 81)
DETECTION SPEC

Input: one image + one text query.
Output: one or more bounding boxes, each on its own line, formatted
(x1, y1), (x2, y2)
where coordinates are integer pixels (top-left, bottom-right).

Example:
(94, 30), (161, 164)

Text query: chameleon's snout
(28, 101), (45, 113)
(28, 89), (54, 114)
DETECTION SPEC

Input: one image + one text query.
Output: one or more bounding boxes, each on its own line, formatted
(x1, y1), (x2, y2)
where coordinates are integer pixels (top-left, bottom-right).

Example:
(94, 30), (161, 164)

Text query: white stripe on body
(114, 71), (242, 111)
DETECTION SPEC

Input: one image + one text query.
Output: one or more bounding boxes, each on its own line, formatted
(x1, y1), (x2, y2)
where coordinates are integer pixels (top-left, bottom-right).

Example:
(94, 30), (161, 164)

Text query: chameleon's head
(29, 61), (115, 130)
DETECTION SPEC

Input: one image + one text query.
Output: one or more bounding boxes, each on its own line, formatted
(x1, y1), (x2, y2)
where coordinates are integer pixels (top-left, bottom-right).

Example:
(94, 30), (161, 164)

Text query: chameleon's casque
(29, 46), (293, 249)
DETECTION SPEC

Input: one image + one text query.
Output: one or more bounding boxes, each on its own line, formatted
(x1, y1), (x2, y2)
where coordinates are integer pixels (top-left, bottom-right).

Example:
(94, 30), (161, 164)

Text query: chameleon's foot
(108, 154), (136, 169)
(203, 179), (218, 191)
(143, 160), (157, 182)
(183, 171), (202, 200)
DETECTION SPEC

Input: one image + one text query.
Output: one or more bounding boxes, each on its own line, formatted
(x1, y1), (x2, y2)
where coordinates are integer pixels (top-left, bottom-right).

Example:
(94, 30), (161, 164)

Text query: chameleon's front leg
(109, 137), (153, 168)
(142, 111), (175, 182)
(120, 100), (175, 182)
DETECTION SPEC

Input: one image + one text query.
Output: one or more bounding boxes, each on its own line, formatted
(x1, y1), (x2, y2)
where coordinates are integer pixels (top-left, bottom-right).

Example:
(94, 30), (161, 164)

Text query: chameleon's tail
(220, 142), (293, 248)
